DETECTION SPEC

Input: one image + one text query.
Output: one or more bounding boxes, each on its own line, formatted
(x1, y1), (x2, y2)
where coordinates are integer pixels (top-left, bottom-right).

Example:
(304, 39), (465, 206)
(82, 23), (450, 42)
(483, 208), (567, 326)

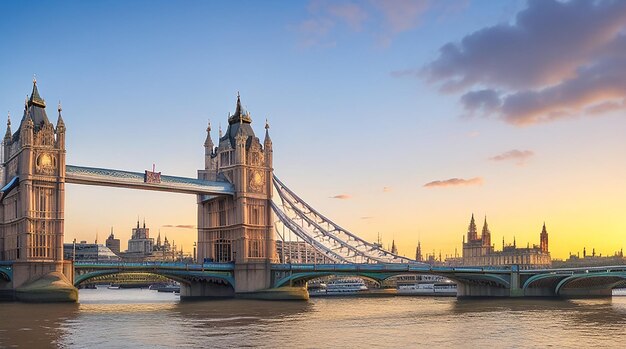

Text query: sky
(0, 0), (624, 260)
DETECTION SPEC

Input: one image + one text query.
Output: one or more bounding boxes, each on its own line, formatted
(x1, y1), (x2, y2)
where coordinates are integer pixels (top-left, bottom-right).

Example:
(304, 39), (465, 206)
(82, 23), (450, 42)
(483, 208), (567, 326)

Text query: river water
(1, 288), (625, 348)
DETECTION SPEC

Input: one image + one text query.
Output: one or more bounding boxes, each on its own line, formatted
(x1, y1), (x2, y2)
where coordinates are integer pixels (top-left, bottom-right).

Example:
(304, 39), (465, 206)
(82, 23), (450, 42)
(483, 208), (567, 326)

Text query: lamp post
(193, 242), (197, 264)
(72, 238), (76, 261)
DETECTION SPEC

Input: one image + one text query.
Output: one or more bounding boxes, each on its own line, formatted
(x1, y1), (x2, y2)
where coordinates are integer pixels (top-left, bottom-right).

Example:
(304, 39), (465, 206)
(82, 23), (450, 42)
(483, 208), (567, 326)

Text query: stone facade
(196, 95), (275, 292)
(0, 80), (66, 264)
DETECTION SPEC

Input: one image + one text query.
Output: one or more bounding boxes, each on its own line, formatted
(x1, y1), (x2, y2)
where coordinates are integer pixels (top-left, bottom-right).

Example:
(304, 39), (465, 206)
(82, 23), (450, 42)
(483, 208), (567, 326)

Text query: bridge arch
(554, 272), (626, 296)
(273, 270), (510, 289)
(0, 266), (11, 282)
(74, 269), (235, 289)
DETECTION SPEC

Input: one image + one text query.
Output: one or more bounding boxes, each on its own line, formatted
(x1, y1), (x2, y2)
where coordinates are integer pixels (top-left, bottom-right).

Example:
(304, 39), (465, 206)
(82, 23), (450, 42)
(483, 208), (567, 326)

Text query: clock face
(252, 171), (263, 186)
(38, 153), (52, 167)
(250, 170), (264, 191)
(36, 153), (56, 174)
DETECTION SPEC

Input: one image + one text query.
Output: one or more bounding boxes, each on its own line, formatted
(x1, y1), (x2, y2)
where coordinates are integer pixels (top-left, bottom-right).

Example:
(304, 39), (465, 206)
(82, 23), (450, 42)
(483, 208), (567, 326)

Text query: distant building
(276, 240), (334, 264)
(105, 228), (120, 255)
(127, 220), (154, 255)
(460, 214), (551, 269)
(63, 242), (120, 262)
(553, 248), (625, 268)
(117, 220), (184, 262)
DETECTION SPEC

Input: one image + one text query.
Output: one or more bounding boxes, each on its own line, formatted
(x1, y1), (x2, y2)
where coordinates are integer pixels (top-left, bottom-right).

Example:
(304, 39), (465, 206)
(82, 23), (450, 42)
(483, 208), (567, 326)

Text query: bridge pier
(179, 281), (235, 299)
(11, 261), (77, 302)
(456, 283), (511, 298)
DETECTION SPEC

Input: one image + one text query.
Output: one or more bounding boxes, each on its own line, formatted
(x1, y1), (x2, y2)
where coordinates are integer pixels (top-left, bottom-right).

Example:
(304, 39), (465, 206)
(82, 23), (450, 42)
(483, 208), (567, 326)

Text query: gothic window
(214, 239), (232, 262)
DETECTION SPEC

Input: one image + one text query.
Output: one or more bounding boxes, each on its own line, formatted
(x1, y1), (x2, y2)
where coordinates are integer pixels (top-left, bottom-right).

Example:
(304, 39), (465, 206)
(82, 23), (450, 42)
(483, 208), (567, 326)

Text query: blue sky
(1, 0), (624, 259)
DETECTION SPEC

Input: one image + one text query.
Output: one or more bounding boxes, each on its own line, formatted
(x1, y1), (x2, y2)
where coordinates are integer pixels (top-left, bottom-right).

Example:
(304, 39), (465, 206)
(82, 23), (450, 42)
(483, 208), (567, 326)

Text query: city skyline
(1, 0), (625, 260)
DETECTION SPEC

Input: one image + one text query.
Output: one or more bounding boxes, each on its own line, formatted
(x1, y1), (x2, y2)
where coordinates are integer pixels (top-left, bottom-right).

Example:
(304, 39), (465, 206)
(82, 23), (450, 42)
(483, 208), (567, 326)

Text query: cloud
(360, 216), (374, 220)
(330, 194), (352, 199)
(162, 224), (196, 229)
(423, 177), (483, 188)
(383, 186), (392, 192)
(419, 0), (626, 125)
(489, 150), (534, 165)
(297, 0), (441, 48)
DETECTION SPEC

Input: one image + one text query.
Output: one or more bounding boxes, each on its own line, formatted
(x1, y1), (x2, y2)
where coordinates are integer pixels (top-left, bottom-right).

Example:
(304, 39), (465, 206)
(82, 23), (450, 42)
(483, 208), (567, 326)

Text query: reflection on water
(1, 288), (625, 348)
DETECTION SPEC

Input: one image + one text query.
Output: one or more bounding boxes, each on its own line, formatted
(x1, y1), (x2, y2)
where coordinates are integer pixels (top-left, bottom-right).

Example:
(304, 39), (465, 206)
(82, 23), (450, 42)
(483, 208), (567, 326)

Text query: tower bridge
(1, 80), (625, 302)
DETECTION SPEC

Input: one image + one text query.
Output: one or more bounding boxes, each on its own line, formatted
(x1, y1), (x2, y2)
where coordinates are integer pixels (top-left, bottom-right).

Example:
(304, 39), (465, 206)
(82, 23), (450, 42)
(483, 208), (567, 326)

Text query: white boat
(309, 278), (368, 296)
(107, 284), (120, 289)
(613, 288), (626, 296)
(397, 282), (457, 296)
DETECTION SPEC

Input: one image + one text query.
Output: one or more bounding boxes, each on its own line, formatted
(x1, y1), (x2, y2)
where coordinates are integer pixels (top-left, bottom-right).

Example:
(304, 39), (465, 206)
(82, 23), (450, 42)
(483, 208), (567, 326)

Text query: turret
(481, 216), (491, 247)
(540, 222), (549, 253)
(264, 118), (273, 167)
(467, 214), (478, 241)
(56, 101), (65, 149)
(415, 241), (422, 261)
(4, 112), (11, 143)
(204, 120), (214, 169)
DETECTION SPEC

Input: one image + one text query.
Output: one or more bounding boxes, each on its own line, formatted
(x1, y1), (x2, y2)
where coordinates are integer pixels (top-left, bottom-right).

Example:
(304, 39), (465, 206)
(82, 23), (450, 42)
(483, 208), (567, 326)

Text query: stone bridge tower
(197, 94), (275, 294)
(0, 79), (75, 301)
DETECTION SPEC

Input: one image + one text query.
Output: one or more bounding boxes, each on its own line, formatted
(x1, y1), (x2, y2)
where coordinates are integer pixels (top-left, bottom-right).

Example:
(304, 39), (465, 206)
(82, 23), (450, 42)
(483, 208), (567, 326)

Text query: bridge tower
(0, 79), (75, 301)
(197, 94), (276, 295)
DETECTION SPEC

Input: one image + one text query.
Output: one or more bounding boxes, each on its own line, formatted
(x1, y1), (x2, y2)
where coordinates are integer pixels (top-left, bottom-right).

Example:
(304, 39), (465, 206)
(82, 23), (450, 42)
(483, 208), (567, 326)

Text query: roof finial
(33, 74), (37, 84)
(58, 100), (62, 113)
(265, 118), (269, 130)
(7, 111), (10, 126)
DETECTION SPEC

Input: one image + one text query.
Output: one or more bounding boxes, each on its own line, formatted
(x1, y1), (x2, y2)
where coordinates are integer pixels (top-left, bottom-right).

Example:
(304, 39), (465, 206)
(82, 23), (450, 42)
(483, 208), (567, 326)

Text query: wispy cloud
(296, 0), (445, 48)
(330, 194), (352, 199)
(416, 0), (626, 125)
(489, 149), (534, 166)
(383, 186), (392, 192)
(162, 224), (196, 229)
(423, 177), (483, 188)
(360, 216), (374, 220)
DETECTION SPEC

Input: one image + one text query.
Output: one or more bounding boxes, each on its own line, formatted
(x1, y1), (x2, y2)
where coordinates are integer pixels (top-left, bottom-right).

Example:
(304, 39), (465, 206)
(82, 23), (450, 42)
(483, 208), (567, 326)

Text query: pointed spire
(467, 213), (478, 241)
(204, 119), (214, 148)
(542, 222), (547, 234)
(228, 92), (251, 125)
(481, 215), (491, 247)
(143, 218), (146, 229)
(4, 111), (11, 140)
(56, 100), (65, 130)
(264, 117), (272, 145)
(28, 76), (46, 108)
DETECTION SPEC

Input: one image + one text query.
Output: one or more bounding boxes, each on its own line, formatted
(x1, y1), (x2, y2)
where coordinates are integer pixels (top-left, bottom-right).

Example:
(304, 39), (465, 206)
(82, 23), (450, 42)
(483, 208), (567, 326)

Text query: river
(1, 288), (625, 348)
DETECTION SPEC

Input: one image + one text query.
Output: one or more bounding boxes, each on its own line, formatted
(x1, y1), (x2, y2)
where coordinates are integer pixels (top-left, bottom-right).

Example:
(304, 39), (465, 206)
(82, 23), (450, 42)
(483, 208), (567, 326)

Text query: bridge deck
(66, 165), (234, 195)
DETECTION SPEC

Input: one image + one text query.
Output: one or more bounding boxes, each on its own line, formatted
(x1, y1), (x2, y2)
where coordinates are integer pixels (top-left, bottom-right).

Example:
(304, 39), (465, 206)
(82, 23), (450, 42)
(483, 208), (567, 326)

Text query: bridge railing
(74, 261), (235, 271)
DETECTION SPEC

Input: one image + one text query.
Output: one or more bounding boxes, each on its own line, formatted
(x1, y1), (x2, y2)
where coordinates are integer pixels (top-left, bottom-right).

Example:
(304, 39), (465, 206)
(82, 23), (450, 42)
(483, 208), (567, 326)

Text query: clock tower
(0, 79), (75, 301)
(197, 94), (275, 294)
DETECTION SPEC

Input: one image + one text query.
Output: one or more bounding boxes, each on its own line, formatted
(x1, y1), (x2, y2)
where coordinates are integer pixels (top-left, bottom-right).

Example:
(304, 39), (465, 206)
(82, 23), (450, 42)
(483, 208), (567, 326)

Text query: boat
(395, 274), (457, 296)
(149, 282), (181, 293)
(397, 282), (457, 296)
(613, 288), (626, 296)
(309, 277), (368, 297)
(107, 284), (120, 289)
